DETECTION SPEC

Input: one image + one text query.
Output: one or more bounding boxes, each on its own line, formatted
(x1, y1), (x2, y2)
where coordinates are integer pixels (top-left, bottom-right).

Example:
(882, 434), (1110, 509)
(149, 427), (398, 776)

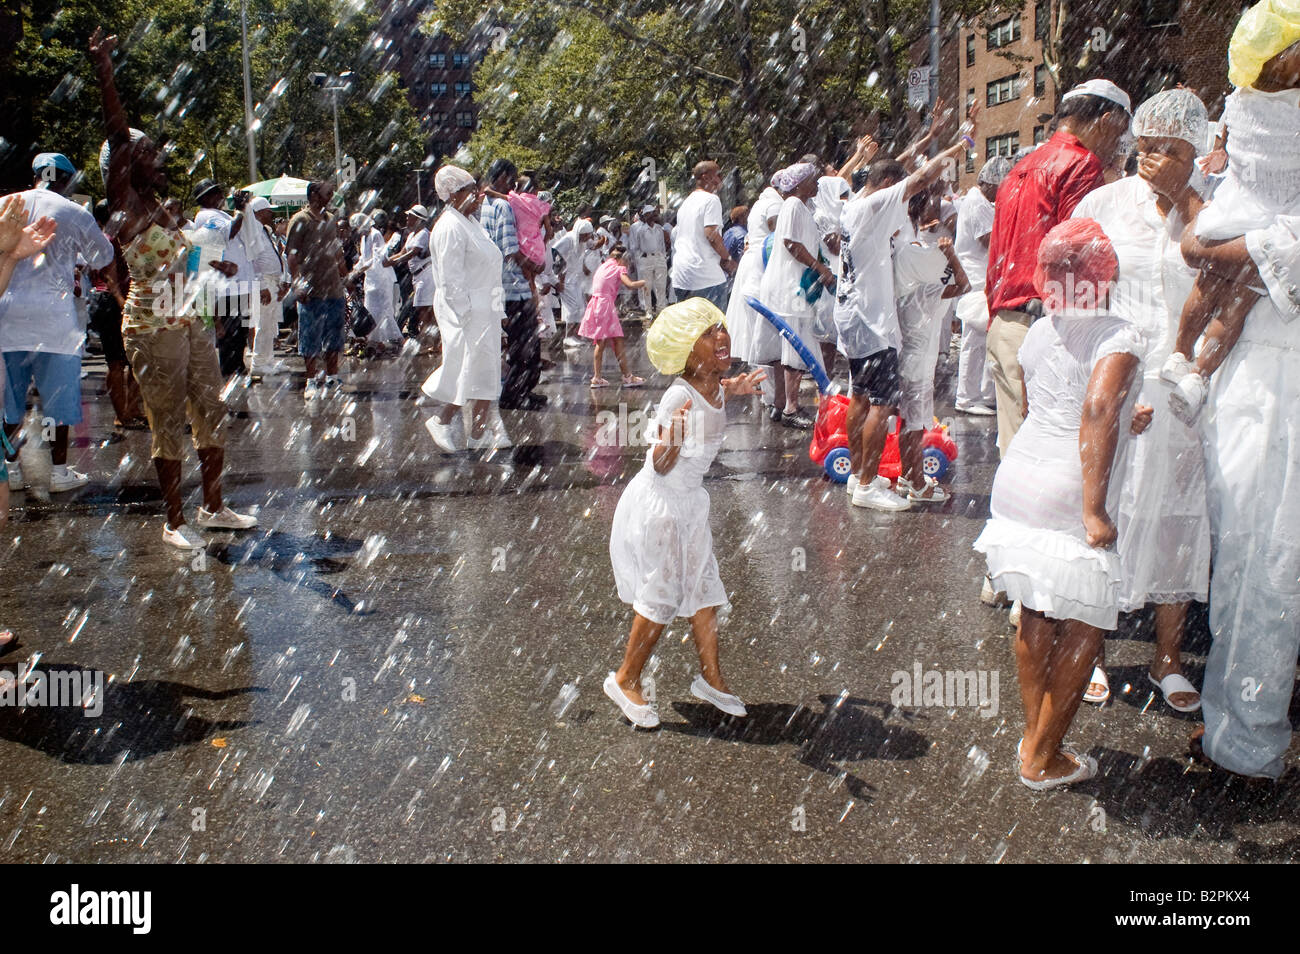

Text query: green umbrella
(242, 175), (310, 207)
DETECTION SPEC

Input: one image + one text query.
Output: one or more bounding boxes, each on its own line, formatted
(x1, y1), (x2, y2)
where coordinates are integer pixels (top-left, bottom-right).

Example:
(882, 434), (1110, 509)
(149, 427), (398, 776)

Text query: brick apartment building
(374, 0), (488, 204)
(949, 0), (1240, 190)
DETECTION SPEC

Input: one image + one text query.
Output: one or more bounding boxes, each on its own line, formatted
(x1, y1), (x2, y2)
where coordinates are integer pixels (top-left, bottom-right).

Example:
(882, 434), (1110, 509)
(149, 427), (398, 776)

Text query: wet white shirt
(0, 188), (113, 354)
(833, 180), (910, 358)
(671, 189), (724, 290)
(954, 187), (995, 294)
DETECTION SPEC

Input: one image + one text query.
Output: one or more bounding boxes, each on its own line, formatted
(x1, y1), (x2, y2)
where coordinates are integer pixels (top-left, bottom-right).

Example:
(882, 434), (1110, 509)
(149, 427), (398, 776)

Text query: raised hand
(88, 27), (118, 63)
(0, 194), (30, 255)
(722, 368), (767, 397)
(15, 217), (57, 260)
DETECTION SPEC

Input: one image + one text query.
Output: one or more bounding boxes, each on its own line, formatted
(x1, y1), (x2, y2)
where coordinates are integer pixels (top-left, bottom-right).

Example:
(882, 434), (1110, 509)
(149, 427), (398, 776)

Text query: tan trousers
(986, 310), (1033, 459)
(124, 320), (227, 460)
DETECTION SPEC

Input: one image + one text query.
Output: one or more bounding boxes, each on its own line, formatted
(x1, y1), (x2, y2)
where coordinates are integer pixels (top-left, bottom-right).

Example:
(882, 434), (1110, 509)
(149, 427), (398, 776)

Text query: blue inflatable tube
(745, 296), (832, 394)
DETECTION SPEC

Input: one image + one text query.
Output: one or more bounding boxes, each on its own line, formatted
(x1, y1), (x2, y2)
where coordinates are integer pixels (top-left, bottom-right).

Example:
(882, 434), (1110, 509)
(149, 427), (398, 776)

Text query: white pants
(955, 291), (995, 408)
(636, 253), (668, 317)
(250, 279), (279, 363)
(364, 279), (403, 344)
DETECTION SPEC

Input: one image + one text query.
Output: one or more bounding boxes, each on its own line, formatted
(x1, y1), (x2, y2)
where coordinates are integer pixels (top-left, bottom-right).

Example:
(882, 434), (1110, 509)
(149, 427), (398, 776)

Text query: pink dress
(579, 259), (627, 340)
(507, 192), (551, 267)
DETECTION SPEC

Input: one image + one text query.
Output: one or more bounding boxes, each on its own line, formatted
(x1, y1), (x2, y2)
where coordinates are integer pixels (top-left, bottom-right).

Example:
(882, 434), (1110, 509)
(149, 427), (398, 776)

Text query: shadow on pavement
(207, 530), (373, 615)
(0, 665), (261, 764)
(663, 694), (930, 801)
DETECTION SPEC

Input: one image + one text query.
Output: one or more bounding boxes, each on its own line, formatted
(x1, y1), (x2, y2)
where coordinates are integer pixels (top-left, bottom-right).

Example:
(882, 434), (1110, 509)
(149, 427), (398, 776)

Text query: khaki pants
(124, 320), (227, 460)
(986, 310), (1033, 459)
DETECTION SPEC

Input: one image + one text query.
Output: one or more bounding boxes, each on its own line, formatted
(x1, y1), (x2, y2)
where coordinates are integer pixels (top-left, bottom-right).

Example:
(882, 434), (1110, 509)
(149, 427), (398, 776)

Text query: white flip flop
(1019, 750), (1098, 791)
(603, 672), (660, 728)
(1148, 671), (1202, 713)
(690, 674), (748, 717)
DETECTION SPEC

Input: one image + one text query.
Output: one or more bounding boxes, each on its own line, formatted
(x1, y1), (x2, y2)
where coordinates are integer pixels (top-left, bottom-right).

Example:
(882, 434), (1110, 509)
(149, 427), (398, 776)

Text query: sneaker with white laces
(49, 465), (90, 493)
(303, 378), (321, 401)
(1159, 351), (1196, 386)
(846, 473), (860, 496)
(852, 475), (912, 511)
(898, 475), (950, 503)
(7, 461), (23, 491)
(424, 417), (462, 453)
(196, 505), (258, 530)
(162, 522), (206, 550)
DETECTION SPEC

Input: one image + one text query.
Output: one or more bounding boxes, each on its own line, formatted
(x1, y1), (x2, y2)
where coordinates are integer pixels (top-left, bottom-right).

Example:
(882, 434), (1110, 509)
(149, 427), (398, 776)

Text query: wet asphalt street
(2, 323), (1298, 864)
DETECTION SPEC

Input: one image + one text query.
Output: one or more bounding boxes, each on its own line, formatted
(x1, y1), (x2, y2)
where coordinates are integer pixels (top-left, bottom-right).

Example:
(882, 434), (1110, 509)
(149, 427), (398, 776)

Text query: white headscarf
(435, 165), (477, 202)
(772, 162), (818, 194)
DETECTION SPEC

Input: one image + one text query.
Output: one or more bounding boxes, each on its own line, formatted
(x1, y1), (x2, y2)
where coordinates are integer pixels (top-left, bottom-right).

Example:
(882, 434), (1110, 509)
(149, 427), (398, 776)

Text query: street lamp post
(308, 71), (356, 182)
(240, 0), (258, 181)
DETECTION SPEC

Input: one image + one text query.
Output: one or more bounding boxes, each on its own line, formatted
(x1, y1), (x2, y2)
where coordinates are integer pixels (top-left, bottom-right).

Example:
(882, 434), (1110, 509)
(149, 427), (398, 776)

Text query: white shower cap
(1131, 88), (1210, 154)
(98, 128), (146, 186)
(434, 164), (477, 201)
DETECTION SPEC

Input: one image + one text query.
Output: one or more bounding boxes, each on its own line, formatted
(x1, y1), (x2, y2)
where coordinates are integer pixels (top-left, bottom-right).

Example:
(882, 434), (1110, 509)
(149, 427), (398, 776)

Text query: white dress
(759, 195), (822, 371)
(727, 187), (784, 364)
(359, 227), (403, 344)
(609, 380), (728, 625)
(894, 225), (955, 431)
(420, 207), (504, 405)
(974, 313), (1145, 630)
(1073, 176), (1210, 611)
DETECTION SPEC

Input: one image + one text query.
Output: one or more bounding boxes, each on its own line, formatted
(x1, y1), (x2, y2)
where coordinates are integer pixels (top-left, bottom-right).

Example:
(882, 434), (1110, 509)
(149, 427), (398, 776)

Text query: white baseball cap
(247, 196), (272, 214)
(1061, 78), (1132, 115)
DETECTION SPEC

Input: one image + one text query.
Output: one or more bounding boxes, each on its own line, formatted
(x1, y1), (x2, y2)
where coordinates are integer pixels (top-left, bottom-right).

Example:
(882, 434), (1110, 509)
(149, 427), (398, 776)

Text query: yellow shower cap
(645, 298), (727, 375)
(1229, 0), (1300, 89)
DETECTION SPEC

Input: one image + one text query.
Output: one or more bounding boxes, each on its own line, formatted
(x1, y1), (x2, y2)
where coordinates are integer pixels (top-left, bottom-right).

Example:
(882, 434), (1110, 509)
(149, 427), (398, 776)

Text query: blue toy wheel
(922, 447), (950, 481)
(824, 446), (853, 483)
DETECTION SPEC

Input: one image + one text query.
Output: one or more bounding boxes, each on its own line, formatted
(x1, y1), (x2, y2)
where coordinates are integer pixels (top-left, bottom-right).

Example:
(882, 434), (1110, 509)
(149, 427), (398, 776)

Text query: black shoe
(781, 410), (813, 429)
(767, 405), (782, 423)
(522, 393), (548, 409)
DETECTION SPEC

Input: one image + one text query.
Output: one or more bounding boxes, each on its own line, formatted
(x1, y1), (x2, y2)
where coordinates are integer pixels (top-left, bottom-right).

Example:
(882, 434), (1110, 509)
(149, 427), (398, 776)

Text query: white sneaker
(603, 672), (660, 728)
(424, 417), (461, 453)
(7, 461), (23, 491)
(49, 465), (90, 493)
(1159, 351), (1196, 386)
(163, 522), (206, 550)
(956, 402), (996, 416)
(304, 378), (321, 401)
(1169, 372), (1208, 425)
(1009, 599), (1023, 629)
(852, 475), (912, 511)
(846, 473), (860, 496)
(898, 475), (949, 504)
(196, 506), (258, 530)
(690, 674), (748, 717)
(467, 427), (511, 451)
(323, 375), (344, 396)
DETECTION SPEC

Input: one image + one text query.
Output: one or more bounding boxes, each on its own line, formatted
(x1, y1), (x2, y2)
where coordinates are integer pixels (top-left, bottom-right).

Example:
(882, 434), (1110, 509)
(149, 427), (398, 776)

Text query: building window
(965, 150), (976, 174)
(1035, 0), (1049, 40)
(454, 81), (472, 97)
(456, 110), (474, 128)
(1033, 125), (1046, 144)
(986, 132), (1021, 159)
(987, 14), (1021, 49)
(453, 51), (470, 68)
(430, 82), (447, 96)
(428, 52), (446, 68)
(965, 88), (975, 115)
(986, 73), (1020, 107)
(966, 34), (975, 67)
(429, 111), (448, 126)
(1034, 65), (1047, 98)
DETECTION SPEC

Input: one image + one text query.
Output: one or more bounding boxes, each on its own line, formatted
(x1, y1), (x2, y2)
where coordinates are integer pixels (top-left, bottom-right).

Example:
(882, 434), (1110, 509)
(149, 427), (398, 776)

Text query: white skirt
(609, 467), (726, 625)
(412, 272), (434, 307)
(975, 518), (1123, 630)
(725, 248), (771, 365)
(420, 306), (500, 405)
(363, 280), (403, 343)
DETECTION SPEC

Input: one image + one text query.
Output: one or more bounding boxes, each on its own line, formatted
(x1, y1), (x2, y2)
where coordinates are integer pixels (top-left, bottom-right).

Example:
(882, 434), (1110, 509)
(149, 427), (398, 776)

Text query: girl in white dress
(603, 299), (766, 729)
(973, 219), (1152, 790)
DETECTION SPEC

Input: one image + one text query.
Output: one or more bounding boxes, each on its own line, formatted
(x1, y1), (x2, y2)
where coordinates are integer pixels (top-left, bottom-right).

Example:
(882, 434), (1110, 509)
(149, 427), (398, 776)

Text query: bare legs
(152, 447), (225, 529)
(592, 338), (632, 381)
(848, 396), (894, 483)
(433, 400), (490, 440)
(614, 606), (730, 706)
(303, 350), (340, 383)
(781, 364), (803, 415)
(106, 361), (142, 425)
(1017, 608), (1106, 782)
(3, 421), (72, 466)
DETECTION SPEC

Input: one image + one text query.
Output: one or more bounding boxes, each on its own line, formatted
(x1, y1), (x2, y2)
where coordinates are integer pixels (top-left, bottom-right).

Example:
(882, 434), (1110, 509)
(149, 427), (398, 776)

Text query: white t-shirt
(192, 207), (254, 296)
(0, 188), (113, 354)
(954, 187), (994, 293)
(404, 228), (431, 280)
(670, 189), (725, 290)
(833, 180), (910, 359)
(759, 196), (820, 319)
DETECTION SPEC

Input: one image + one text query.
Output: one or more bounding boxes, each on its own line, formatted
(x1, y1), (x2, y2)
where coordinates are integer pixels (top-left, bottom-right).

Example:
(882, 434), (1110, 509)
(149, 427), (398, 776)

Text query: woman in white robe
(354, 213), (403, 346)
(421, 166), (505, 453)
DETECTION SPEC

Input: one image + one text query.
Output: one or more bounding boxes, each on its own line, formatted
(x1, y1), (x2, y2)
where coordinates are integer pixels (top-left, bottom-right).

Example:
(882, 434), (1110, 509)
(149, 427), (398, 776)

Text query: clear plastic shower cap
(1131, 88), (1210, 153)
(977, 156), (1012, 186)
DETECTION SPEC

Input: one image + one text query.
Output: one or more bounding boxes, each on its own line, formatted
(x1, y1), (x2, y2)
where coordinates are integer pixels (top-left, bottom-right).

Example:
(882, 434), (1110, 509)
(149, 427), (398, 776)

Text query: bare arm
(704, 224), (734, 271)
(88, 29), (135, 215)
(1080, 351), (1140, 548)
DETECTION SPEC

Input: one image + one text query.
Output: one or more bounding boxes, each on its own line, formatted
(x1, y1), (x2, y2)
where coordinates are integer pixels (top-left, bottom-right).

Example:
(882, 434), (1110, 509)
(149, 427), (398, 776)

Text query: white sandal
(603, 672), (660, 728)
(1148, 671), (1202, 713)
(1083, 665), (1109, 704)
(1019, 750), (1098, 791)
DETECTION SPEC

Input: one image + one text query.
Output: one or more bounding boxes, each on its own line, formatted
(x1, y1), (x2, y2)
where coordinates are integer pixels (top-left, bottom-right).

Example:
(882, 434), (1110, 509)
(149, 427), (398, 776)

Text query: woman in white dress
(350, 212), (404, 348)
(421, 166), (505, 453)
(603, 299), (765, 729)
(974, 218), (1152, 790)
(1071, 88), (1213, 712)
(725, 178), (783, 375)
(758, 162), (835, 428)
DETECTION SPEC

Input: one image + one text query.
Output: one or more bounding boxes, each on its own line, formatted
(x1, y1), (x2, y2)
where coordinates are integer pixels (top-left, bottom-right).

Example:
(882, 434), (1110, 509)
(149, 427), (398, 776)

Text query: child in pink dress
(506, 185), (552, 270)
(579, 246), (646, 387)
